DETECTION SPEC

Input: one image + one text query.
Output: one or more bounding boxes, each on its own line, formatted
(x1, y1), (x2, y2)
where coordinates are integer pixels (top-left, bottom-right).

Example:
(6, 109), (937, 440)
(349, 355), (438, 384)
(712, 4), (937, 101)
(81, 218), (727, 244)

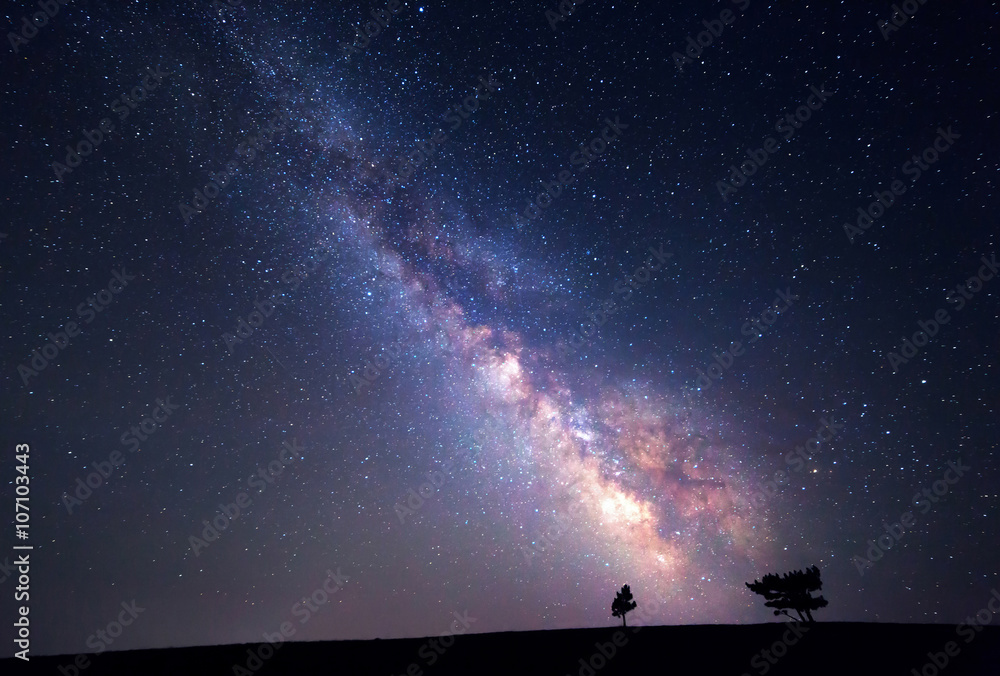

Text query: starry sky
(1, 0), (999, 658)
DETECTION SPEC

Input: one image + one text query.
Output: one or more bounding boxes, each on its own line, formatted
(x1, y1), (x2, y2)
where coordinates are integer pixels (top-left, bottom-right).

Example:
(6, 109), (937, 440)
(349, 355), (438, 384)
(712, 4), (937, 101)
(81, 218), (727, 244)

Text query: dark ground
(5, 622), (999, 675)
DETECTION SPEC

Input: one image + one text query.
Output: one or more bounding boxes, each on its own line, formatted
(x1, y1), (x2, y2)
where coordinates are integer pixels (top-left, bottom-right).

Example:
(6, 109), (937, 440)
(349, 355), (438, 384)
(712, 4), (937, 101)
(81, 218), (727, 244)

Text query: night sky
(2, 0), (999, 659)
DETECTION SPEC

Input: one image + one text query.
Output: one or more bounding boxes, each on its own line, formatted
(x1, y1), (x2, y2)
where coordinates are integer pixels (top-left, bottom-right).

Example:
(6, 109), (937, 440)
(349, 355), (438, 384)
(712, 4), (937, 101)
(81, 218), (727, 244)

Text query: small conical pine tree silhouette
(611, 584), (637, 627)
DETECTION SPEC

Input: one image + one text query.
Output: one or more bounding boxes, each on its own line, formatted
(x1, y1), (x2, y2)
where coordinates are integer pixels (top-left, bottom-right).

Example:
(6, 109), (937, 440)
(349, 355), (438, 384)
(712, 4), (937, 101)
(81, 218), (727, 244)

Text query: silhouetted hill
(6, 622), (999, 675)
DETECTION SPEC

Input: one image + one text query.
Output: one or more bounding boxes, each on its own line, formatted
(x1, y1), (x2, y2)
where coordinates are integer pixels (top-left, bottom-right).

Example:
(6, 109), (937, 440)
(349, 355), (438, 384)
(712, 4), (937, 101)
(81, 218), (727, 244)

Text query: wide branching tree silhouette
(611, 584), (637, 627)
(745, 565), (828, 623)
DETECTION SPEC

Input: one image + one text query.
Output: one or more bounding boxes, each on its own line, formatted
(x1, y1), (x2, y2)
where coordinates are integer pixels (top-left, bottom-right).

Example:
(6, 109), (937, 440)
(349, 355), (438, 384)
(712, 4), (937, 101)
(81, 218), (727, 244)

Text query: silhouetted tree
(611, 584), (637, 627)
(746, 565), (828, 623)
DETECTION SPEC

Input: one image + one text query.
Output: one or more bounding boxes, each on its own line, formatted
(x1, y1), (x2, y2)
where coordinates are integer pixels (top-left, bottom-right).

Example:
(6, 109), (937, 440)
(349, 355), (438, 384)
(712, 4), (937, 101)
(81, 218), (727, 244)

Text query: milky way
(2, 0), (998, 658)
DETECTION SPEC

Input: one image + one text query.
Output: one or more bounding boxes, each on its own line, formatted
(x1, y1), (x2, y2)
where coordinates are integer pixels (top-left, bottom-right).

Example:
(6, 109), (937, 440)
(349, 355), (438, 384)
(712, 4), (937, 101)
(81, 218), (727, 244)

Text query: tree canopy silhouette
(611, 584), (637, 627)
(745, 565), (828, 623)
